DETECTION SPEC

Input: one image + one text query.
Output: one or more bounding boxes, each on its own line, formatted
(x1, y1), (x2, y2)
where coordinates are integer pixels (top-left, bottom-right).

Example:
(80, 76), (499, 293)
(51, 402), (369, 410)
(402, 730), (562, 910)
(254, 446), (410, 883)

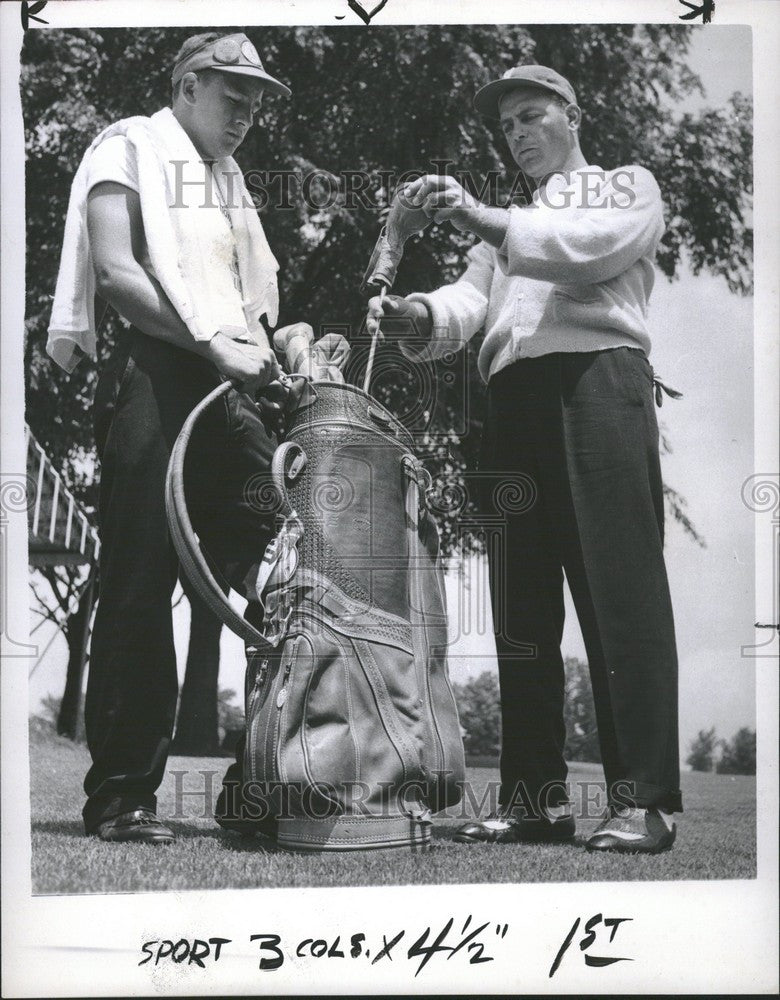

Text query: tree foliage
(21, 25), (752, 557)
(563, 656), (600, 764)
(716, 726), (756, 775)
(452, 670), (501, 757)
(686, 725), (756, 774)
(686, 725), (717, 772)
(217, 687), (245, 748)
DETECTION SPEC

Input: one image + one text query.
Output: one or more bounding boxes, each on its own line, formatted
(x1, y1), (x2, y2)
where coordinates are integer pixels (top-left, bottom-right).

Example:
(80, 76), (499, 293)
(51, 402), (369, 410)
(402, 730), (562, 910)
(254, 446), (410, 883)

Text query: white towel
(47, 107), (280, 373)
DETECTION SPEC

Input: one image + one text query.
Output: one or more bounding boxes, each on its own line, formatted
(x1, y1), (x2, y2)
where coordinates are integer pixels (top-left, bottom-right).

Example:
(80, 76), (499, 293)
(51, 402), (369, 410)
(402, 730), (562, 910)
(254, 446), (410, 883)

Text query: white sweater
(405, 165), (665, 383)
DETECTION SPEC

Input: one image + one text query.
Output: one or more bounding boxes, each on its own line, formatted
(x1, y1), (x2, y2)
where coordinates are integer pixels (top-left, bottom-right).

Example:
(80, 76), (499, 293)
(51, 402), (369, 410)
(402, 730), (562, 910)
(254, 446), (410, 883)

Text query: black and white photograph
(1, 0), (777, 995)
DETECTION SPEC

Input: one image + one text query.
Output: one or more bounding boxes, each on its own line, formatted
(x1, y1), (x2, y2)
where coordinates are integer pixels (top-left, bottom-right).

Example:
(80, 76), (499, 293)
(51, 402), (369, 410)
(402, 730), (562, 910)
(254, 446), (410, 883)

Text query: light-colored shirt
(87, 134), (154, 279)
(87, 134), (244, 300)
(49, 107), (280, 371)
(405, 164), (665, 383)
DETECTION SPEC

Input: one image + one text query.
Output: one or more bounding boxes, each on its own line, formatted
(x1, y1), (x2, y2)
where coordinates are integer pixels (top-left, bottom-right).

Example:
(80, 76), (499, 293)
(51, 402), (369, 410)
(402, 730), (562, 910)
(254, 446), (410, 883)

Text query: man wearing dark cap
(369, 65), (682, 853)
(48, 32), (294, 843)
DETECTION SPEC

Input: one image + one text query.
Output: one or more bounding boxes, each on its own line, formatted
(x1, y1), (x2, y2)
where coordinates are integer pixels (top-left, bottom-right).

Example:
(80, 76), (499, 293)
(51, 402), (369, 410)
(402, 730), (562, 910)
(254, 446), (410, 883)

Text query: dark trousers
(479, 347), (682, 816)
(83, 327), (276, 832)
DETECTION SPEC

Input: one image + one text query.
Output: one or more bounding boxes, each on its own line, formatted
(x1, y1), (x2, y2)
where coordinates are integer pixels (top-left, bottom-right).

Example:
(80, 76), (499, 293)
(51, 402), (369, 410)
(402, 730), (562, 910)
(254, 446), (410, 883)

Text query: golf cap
(474, 65), (577, 119)
(171, 32), (291, 97)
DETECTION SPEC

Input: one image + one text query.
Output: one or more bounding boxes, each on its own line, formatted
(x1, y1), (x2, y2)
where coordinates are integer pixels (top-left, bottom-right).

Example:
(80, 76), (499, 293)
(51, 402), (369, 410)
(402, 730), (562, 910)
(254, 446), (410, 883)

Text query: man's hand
(252, 377), (293, 433)
(402, 174), (481, 231)
(401, 175), (511, 248)
(206, 332), (281, 394)
(366, 294), (432, 342)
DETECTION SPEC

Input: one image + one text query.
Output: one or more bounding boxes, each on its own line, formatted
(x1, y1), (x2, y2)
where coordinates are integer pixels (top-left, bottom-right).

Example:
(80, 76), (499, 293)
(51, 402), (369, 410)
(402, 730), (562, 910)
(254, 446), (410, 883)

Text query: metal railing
(25, 425), (100, 567)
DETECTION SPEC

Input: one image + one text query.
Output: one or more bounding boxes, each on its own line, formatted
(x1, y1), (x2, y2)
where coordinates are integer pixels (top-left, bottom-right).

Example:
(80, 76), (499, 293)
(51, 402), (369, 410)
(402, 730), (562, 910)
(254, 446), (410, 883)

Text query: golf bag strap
(165, 378), (273, 650)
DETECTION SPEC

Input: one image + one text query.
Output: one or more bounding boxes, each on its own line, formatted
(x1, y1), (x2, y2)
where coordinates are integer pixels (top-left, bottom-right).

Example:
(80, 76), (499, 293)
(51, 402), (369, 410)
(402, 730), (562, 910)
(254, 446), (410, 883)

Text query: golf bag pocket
(238, 594), (452, 851)
(219, 382), (465, 852)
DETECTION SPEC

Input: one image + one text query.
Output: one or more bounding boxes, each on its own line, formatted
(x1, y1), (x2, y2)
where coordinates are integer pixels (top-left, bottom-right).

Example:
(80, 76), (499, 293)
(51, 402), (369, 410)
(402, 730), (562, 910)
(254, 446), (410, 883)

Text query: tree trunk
(57, 569), (96, 741)
(171, 576), (223, 756)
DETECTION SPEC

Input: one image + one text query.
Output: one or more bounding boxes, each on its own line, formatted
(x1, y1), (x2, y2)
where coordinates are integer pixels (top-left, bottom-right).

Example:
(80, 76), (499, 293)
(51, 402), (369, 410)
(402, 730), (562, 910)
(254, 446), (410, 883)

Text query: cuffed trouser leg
(559, 349), (681, 812)
(84, 328), (275, 833)
(481, 360), (570, 818)
(480, 348), (682, 822)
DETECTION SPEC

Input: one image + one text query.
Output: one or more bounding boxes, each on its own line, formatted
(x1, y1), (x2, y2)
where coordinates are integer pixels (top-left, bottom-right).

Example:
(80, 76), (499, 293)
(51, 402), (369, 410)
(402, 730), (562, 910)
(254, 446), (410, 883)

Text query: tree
(34, 691), (79, 736)
(563, 656), (601, 764)
(217, 687), (246, 755)
(217, 687), (245, 733)
(29, 564), (96, 740)
(686, 726), (717, 772)
(716, 727), (756, 775)
(452, 671), (501, 757)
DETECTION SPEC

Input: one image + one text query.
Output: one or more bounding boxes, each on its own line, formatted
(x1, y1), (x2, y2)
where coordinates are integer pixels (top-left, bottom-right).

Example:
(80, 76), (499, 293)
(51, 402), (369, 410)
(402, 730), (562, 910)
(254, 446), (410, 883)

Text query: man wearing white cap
(48, 32), (293, 843)
(369, 65), (682, 853)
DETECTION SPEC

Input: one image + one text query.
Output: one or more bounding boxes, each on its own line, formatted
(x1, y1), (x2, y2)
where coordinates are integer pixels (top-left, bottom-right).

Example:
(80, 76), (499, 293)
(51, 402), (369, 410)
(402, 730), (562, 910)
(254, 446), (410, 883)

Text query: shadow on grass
(166, 823), (227, 841)
(430, 824), (589, 849)
(29, 816), (590, 851)
(32, 818), (241, 844)
(218, 832), (289, 854)
(31, 819), (85, 838)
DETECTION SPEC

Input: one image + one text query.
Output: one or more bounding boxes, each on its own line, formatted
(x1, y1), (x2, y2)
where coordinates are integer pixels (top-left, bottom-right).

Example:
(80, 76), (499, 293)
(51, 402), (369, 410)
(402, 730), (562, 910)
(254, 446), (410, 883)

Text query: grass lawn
(29, 721), (756, 895)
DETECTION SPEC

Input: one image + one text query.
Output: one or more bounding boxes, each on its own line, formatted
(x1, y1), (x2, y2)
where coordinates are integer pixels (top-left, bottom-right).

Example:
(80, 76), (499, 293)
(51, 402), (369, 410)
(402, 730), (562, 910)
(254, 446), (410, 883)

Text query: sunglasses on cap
(171, 33), (291, 96)
(213, 36), (259, 66)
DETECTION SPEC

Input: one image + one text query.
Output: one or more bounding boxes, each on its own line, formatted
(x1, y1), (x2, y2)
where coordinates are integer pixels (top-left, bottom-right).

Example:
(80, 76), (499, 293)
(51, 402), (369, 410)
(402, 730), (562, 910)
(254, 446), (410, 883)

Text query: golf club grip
(286, 335), (318, 377)
(273, 323), (315, 377)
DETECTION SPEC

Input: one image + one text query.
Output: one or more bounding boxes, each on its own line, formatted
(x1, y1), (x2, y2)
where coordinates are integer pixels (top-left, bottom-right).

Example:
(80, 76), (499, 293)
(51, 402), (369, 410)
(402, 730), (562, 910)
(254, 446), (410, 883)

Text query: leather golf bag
(169, 379), (465, 852)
